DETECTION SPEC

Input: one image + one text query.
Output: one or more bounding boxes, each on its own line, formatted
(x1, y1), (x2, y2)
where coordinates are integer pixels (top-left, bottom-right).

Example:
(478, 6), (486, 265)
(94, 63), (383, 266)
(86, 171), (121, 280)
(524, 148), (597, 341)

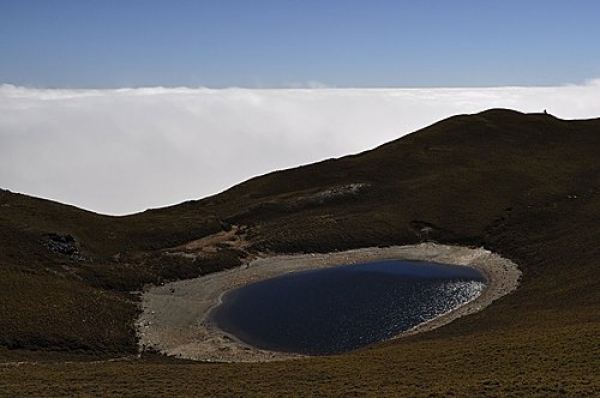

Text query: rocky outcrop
(43, 233), (83, 260)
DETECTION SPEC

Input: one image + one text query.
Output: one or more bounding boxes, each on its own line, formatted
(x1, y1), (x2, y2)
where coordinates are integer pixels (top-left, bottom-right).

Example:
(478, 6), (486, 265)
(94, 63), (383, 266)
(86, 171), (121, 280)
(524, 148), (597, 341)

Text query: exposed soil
(137, 243), (520, 362)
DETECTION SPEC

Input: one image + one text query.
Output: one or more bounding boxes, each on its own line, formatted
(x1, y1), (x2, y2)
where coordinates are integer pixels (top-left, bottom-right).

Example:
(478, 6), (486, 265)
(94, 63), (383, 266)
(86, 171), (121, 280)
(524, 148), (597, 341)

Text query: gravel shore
(137, 243), (521, 362)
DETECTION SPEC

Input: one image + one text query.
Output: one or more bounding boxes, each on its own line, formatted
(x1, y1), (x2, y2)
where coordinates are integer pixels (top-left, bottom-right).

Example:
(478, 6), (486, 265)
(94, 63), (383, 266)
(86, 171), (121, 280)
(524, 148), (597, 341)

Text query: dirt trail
(137, 243), (521, 362)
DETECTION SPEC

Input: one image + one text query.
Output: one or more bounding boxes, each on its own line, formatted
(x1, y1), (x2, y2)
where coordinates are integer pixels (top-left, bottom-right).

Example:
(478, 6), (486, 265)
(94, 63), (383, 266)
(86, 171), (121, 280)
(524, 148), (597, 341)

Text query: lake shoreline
(137, 243), (521, 362)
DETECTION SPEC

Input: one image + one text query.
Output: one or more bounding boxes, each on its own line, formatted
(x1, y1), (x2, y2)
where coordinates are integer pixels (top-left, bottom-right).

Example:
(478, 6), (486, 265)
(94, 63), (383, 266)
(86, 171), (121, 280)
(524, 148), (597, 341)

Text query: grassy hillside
(1, 109), (600, 396)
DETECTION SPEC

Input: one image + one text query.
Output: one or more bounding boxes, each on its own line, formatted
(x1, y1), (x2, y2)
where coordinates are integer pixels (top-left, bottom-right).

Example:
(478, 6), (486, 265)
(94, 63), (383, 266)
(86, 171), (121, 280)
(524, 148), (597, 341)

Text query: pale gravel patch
(136, 243), (521, 362)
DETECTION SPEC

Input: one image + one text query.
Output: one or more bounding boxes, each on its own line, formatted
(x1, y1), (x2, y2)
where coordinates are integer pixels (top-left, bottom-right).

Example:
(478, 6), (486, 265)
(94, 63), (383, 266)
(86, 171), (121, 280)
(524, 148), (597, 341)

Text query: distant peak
(476, 108), (525, 117)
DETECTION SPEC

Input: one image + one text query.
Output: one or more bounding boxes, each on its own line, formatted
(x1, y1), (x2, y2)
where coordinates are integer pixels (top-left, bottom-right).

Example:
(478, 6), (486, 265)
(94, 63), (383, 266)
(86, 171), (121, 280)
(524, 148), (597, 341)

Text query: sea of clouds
(1, 81), (599, 215)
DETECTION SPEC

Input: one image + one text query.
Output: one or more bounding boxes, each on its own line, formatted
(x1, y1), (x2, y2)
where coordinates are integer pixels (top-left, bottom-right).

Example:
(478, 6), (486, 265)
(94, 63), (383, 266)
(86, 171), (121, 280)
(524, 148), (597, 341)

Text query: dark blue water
(208, 260), (486, 356)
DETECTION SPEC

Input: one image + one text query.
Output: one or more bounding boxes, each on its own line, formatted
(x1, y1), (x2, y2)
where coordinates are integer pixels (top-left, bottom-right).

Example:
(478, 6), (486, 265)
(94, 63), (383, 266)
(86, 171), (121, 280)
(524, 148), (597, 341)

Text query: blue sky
(2, 0), (600, 88)
(2, 1), (600, 214)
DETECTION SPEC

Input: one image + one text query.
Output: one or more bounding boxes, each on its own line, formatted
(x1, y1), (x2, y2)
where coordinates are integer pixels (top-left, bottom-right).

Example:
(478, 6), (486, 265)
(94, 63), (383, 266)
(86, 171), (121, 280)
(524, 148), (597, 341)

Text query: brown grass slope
(2, 108), (600, 396)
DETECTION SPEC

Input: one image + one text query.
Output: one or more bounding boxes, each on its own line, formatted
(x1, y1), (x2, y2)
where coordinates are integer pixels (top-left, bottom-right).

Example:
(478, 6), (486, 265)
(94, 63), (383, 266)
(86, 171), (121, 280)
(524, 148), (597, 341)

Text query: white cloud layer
(1, 82), (600, 215)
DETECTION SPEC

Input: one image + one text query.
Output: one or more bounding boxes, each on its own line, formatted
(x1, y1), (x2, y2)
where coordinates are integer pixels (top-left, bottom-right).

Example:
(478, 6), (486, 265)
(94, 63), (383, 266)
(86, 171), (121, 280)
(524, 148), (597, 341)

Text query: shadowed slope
(2, 109), (600, 395)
